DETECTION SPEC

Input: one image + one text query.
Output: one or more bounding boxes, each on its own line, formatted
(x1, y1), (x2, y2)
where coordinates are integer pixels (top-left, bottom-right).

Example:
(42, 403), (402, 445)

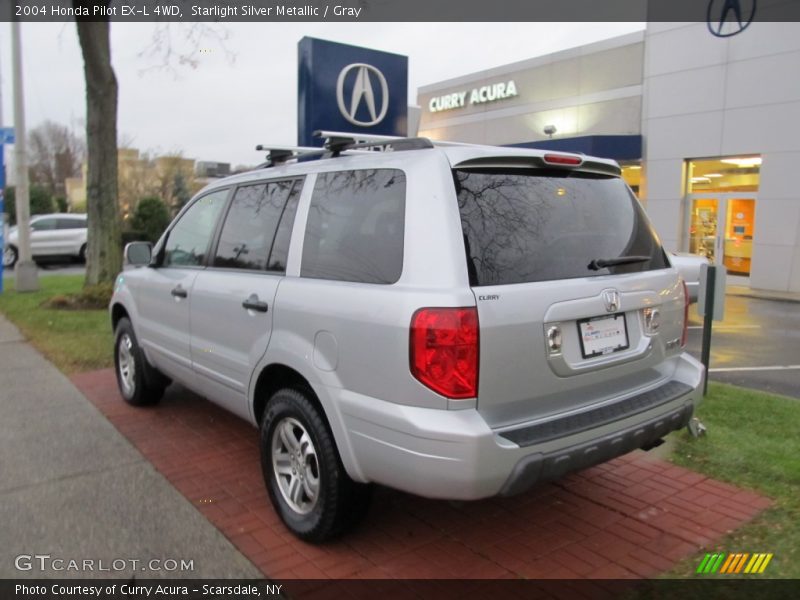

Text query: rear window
(455, 168), (668, 286)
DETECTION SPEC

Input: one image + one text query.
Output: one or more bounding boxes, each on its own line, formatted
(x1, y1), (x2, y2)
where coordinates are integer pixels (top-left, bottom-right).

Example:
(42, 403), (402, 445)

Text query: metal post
(1, 36), (5, 294)
(11, 19), (39, 291)
(700, 265), (716, 395)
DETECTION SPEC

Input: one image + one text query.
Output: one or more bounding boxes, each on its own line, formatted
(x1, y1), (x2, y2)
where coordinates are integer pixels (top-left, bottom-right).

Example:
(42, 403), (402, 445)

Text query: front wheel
(114, 317), (167, 406)
(260, 388), (372, 542)
(3, 245), (18, 268)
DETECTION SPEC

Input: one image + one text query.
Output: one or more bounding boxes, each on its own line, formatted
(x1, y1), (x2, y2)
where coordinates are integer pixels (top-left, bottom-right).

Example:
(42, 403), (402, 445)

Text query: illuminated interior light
(720, 157), (762, 167)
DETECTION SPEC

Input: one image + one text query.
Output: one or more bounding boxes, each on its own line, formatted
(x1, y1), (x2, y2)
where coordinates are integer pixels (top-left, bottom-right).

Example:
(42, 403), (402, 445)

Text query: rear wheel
(3, 245), (18, 268)
(78, 243), (87, 263)
(260, 388), (372, 542)
(114, 317), (167, 406)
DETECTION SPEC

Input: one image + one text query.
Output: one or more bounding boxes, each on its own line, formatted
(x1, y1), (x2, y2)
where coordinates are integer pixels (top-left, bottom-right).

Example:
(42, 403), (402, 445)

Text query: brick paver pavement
(72, 369), (772, 581)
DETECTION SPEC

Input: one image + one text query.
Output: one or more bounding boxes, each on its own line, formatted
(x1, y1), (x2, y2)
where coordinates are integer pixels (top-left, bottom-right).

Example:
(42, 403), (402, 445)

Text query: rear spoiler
(452, 155), (622, 177)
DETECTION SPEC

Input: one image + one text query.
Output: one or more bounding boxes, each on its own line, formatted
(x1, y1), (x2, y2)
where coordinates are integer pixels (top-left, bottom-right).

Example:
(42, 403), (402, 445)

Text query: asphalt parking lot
(685, 295), (800, 399)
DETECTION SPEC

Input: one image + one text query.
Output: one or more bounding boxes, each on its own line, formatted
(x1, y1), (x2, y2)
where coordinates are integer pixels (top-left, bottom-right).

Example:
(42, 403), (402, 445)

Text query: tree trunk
(75, 17), (121, 286)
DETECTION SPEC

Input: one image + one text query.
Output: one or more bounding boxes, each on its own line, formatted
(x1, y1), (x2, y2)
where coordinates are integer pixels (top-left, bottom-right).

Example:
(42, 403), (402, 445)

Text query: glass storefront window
(687, 156), (761, 193)
(685, 156), (760, 278)
(620, 162), (641, 197)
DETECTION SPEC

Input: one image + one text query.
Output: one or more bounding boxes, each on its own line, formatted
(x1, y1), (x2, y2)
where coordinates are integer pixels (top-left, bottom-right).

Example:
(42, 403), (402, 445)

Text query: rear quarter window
(301, 169), (405, 284)
(455, 168), (668, 286)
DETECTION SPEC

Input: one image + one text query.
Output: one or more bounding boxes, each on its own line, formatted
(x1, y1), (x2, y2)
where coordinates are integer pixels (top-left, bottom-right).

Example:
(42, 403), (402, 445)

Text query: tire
(114, 317), (167, 406)
(260, 388), (372, 542)
(78, 244), (87, 263)
(3, 245), (18, 269)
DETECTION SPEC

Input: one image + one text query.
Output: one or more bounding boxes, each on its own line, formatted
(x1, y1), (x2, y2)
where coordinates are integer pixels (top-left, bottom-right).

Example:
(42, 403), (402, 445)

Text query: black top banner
(2, 0), (800, 22)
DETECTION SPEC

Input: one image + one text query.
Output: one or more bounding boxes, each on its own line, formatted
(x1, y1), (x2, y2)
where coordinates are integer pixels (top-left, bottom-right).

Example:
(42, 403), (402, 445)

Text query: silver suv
(110, 133), (703, 541)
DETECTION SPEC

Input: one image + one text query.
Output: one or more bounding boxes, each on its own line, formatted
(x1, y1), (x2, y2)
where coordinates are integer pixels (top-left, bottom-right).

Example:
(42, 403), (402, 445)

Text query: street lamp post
(11, 19), (39, 291)
(0, 33), (6, 294)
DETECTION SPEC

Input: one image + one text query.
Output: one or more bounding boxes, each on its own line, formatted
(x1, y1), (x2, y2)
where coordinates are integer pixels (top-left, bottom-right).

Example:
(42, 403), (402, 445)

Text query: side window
(266, 180), (302, 272)
(301, 169), (405, 284)
(164, 189), (227, 267)
(31, 218), (56, 231)
(57, 218), (86, 230)
(214, 178), (302, 272)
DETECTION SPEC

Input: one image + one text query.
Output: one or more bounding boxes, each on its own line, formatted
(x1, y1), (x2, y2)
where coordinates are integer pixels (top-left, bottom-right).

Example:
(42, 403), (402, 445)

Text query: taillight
(410, 307), (479, 399)
(681, 279), (690, 347)
(543, 153), (583, 166)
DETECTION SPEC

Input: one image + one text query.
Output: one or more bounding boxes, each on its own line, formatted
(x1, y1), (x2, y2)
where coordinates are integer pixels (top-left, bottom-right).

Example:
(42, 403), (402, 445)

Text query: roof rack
(254, 145), (326, 167)
(253, 132), (437, 169)
(313, 130), (434, 155)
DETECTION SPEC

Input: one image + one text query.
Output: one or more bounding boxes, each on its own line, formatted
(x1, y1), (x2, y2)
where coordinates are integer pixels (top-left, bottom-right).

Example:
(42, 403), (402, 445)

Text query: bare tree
(72, 10), (233, 286)
(27, 120), (85, 197)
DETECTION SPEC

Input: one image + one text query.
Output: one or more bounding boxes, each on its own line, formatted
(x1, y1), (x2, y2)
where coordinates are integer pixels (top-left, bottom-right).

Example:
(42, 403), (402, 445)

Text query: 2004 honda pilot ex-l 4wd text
(110, 133), (704, 542)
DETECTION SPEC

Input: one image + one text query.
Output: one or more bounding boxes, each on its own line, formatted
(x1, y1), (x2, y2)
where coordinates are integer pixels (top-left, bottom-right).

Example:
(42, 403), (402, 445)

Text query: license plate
(578, 313), (629, 358)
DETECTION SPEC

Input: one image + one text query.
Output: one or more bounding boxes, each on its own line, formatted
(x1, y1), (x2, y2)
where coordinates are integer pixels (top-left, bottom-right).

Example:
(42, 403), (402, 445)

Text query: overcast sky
(0, 22), (643, 169)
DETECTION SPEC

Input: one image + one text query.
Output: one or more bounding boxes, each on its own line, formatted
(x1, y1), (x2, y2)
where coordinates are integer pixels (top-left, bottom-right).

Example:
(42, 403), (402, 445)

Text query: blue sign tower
(297, 37), (408, 147)
(0, 127), (13, 292)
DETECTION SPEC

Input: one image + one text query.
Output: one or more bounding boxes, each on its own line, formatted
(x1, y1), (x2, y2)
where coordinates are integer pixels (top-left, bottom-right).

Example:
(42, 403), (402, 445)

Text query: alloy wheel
(271, 417), (320, 514)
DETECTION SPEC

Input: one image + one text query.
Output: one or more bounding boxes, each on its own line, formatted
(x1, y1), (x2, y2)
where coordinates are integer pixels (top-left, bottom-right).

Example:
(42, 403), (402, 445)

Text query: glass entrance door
(688, 195), (757, 277)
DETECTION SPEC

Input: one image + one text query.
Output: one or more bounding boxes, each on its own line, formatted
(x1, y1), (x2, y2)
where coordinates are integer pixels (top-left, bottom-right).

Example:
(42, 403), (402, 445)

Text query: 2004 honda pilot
(110, 134), (704, 541)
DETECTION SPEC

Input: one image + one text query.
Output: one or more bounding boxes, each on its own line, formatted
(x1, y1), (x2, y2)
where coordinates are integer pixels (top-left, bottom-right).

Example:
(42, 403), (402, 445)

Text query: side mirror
(123, 241), (152, 270)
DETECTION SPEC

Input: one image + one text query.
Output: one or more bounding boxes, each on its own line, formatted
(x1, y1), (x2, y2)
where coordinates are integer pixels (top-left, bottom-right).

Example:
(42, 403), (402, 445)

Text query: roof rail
(313, 130), (434, 155)
(254, 145), (326, 167)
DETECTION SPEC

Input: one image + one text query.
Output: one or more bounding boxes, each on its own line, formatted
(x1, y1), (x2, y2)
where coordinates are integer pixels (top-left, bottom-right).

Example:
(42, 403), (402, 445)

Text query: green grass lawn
(666, 382), (800, 578)
(0, 274), (113, 373)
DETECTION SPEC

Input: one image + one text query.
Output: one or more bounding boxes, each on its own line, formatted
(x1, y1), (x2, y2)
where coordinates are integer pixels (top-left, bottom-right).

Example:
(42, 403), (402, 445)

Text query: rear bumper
(331, 352), (704, 500)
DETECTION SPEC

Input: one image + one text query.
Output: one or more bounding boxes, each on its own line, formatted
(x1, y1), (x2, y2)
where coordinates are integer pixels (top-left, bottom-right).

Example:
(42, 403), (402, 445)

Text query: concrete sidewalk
(0, 314), (260, 579)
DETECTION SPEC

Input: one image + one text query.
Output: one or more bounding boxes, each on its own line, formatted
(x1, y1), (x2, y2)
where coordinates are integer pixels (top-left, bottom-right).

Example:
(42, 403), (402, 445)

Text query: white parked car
(670, 252), (710, 303)
(3, 213), (88, 268)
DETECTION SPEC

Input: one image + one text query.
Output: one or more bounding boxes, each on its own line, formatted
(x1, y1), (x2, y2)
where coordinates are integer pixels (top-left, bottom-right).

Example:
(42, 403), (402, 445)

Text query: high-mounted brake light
(410, 307), (479, 399)
(681, 279), (690, 348)
(543, 153), (583, 166)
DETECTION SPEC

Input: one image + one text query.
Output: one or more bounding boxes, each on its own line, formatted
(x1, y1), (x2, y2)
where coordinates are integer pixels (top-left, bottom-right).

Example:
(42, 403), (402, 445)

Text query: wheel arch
(251, 362), (366, 483)
(110, 302), (130, 332)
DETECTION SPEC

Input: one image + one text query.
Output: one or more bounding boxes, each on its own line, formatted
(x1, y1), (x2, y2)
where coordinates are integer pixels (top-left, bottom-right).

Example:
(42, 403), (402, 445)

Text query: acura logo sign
(707, 0), (756, 37)
(336, 63), (389, 127)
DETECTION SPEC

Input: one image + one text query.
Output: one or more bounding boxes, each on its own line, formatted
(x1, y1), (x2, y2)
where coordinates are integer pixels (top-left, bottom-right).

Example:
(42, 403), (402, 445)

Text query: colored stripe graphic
(734, 553), (749, 573)
(696, 554), (712, 574)
(710, 553), (726, 573)
(700, 553), (773, 575)
(720, 553), (737, 574)
(758, 554), (773, 573)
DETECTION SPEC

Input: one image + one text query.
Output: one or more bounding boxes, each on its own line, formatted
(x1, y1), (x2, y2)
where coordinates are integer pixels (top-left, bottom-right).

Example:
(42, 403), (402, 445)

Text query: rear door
(454, 165), (682, 429)
(189, 177), (303, 419)
(56, 217), (87, 255)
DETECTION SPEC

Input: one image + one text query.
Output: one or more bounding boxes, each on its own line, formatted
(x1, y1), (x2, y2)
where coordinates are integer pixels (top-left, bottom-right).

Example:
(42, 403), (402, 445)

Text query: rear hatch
(453, 157), (684, 429)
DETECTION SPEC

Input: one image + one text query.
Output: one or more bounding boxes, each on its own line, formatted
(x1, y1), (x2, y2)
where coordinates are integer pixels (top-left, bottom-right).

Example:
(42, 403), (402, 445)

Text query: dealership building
(415, 23), (800, 293)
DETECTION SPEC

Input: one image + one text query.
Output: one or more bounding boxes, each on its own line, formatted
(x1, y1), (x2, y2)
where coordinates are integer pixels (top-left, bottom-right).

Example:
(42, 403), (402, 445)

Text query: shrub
(3, 185), (56, 225)
(129, 196), (170, 243)
(42, 282), (114, 310)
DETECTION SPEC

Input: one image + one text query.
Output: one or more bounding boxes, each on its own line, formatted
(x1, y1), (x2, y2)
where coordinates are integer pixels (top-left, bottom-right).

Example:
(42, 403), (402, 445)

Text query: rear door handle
(242, 295), (269, 313)
(171, 286), (188, 299)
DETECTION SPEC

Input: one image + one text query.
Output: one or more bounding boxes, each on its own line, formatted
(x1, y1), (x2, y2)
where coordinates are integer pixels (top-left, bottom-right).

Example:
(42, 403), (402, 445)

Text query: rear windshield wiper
(587, 255), (651, 271)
